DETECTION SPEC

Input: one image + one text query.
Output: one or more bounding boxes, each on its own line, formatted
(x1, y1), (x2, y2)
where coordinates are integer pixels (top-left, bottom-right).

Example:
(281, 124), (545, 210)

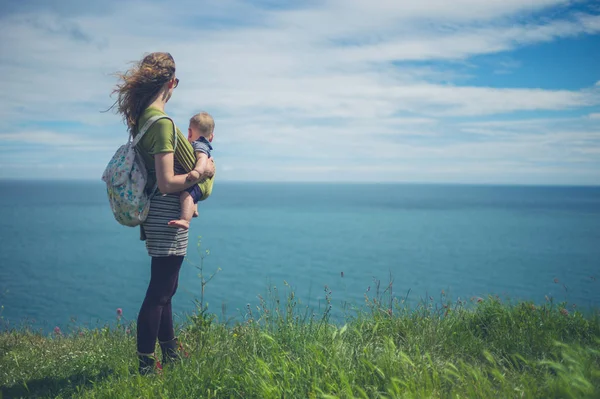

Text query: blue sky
(0, 0), (599, 184)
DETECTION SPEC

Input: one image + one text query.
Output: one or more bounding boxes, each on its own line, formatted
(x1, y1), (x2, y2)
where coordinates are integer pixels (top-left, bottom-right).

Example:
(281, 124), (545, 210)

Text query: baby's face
(187, 125), (201, 142)
(187, 126), (215, 143)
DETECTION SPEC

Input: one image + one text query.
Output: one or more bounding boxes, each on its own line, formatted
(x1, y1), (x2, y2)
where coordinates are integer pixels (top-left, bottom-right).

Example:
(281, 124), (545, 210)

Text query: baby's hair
(190, 112), (215, 136)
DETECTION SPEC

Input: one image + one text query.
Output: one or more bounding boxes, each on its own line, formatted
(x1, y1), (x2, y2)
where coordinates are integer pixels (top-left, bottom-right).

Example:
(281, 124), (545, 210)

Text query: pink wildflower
(476, 297), (483, 303)
(560, 308), (569, 316)
(116, 308), (123, 317)
(54, 326), (61, 335)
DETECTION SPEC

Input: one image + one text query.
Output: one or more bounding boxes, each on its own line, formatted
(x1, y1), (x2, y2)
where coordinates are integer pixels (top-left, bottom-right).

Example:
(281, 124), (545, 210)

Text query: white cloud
(0, 130), (123, 151)
(328, 15), (600, 63)
(1, 2), (599, 125)
(0, 0), (599, 183)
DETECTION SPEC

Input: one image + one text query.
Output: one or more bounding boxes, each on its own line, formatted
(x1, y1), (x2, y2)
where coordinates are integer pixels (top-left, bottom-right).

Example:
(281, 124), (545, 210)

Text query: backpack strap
(132, 115), (177, 148)
(132, 115), (179, 198)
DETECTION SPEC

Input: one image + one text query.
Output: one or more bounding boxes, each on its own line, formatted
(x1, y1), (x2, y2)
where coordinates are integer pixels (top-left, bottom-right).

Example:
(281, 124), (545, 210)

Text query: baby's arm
(186, 152), (210, 181)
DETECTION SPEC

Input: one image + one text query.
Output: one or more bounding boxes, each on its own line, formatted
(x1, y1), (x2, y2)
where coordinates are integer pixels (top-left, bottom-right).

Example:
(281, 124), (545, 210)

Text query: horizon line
(0, 178), (599, 188)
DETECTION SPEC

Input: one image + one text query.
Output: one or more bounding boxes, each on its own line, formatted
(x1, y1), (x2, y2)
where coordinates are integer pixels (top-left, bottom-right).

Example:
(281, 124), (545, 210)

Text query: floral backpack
(101, 115), (177, 227)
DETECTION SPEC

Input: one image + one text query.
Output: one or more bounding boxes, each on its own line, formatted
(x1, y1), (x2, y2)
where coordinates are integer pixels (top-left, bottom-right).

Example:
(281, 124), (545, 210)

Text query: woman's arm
(187, 153), (210, 181)
(155, 152), (215, 194)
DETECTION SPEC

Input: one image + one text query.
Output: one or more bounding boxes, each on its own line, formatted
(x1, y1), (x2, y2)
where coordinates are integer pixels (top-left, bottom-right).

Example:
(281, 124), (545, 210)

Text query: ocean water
(0, 181), (599, 333)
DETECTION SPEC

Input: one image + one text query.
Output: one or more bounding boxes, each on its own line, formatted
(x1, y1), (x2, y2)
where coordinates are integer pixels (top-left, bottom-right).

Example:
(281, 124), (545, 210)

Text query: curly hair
(108, 52), (176, 134)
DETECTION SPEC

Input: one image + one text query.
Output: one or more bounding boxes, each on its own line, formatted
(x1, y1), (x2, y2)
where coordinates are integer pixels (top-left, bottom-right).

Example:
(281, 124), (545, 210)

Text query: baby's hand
(187, 170), (201, 181)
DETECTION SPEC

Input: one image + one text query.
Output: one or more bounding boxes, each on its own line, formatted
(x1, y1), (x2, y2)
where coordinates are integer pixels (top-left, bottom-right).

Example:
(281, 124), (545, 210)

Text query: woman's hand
(186, 170), (201, 181)
(204, 158), (215, 179)
(155, 153), (216, 194)
(190, 153), (215, 181)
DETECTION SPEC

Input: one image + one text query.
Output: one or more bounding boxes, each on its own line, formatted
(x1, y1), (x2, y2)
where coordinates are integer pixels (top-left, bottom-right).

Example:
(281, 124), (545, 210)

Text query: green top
(135, 107), (215, 199)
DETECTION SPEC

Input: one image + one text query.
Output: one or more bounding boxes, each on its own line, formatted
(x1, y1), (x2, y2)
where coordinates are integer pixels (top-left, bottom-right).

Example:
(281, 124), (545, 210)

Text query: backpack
(101, 115), (178, 227)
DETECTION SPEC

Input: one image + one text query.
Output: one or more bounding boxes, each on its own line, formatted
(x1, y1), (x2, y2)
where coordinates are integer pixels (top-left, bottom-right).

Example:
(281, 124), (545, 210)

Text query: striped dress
(141, 162), (188, 257)
(134, 107), (198, 257)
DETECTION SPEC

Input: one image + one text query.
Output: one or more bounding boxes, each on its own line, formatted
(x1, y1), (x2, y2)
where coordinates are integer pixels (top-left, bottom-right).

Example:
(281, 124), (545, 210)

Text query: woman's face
(165, 75), (178, 103)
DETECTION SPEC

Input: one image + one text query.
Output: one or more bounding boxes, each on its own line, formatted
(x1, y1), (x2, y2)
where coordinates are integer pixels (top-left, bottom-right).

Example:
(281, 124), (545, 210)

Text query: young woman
(110, 52), (215, 374)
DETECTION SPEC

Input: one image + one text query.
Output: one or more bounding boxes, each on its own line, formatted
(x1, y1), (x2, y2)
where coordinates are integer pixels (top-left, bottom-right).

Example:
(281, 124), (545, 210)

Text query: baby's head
(188, 112), (215, 143)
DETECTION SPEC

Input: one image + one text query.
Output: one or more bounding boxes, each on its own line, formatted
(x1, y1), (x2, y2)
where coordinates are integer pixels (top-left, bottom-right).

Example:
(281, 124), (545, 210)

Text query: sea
(0, 181), (599, 333)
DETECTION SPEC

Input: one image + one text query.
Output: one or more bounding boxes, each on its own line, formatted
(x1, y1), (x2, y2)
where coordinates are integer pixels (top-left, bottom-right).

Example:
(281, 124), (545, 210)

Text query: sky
(0, 0), (599, 184)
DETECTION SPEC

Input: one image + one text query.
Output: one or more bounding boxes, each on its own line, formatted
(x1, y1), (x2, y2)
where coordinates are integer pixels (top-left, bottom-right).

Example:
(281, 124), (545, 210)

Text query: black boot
(159, 338), (180, 365)
(138, 353), (162, 375)
(160, 338), (189, 365)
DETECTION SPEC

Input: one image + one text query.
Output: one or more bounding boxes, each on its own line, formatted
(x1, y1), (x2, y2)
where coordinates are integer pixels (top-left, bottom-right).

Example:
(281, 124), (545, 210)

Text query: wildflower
(476, 297), (483, 303)
(54, 326), (61, 335)
(560, 308), (569, 316)
(116, 308), (123, 317)
(553, 278), (559, 284)
(79, 331), (84, 337)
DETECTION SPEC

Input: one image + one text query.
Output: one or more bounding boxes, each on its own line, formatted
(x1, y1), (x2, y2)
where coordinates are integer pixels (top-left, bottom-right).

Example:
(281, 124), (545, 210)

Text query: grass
(1, 242), (599, 398)
(1, 282), (599, 399)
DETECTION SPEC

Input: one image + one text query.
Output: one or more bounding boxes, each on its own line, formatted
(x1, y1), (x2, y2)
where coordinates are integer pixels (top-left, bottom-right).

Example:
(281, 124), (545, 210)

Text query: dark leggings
(137, 255), (184, 354)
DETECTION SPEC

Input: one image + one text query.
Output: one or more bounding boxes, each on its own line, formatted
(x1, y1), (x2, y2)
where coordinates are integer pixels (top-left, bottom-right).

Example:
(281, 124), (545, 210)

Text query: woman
(110, 52), (215, 374)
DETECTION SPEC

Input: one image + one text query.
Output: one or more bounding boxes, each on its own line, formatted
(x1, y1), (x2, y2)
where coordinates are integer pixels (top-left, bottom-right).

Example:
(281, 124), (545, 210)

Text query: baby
(168, 112), (215, 230)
